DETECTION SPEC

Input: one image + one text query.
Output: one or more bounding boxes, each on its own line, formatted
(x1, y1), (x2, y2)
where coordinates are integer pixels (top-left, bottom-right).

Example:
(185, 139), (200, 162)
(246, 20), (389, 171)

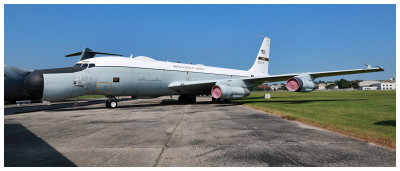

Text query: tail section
(248, 36), (270, 76)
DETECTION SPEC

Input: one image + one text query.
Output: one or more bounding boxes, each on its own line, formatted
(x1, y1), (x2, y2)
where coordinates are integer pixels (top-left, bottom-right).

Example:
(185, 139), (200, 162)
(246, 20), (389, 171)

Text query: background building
(371, 82), (396, 90)
(358, 80), (381, 87)
(362, 87), (378, 90)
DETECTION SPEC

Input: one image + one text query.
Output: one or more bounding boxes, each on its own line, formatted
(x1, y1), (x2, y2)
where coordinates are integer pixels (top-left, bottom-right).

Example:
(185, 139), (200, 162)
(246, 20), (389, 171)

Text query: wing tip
(363, 63), (384, 71)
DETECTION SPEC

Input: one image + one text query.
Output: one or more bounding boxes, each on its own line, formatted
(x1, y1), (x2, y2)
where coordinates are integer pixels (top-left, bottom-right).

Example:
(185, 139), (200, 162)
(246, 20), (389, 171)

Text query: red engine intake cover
(211, 85), (222, 98)
(286, 78), (300, 91)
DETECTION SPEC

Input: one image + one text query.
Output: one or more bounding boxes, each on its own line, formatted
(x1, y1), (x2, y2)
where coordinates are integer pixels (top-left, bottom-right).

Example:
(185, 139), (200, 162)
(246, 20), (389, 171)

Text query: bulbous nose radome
(24, 71), (44, 100)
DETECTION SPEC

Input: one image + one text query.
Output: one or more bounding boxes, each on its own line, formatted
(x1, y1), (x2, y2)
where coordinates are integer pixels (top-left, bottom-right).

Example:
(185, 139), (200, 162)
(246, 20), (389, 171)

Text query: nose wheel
(106, 96), (118, 108)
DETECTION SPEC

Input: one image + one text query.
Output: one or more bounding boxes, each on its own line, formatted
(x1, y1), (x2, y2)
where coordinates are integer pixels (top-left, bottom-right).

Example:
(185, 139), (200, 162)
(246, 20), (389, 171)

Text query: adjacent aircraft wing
(244, 66), (384, 85)
(65, 48), (123, 61)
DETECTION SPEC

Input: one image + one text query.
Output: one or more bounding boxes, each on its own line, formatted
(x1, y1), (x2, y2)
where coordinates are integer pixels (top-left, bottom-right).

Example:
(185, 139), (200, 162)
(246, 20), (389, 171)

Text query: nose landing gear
(106, 96), (118, 108)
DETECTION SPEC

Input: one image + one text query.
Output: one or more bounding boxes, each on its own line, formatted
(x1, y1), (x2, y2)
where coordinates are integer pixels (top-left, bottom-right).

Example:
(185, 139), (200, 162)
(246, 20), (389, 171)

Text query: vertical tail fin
(248, 36), (270, 76)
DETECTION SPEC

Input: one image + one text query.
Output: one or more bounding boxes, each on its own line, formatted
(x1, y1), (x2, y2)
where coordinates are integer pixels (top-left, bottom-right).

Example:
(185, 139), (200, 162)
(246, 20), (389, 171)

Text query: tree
(351, 80), (361, 89)
(249, 86), (263, 91)
(337, 79), (352, 89)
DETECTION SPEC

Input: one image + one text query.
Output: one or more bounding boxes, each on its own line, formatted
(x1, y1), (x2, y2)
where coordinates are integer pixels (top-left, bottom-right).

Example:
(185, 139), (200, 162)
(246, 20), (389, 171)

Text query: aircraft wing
(168, 80), (217, 94)
(168, 66), (383, 93)
(243, 66), (384, 84)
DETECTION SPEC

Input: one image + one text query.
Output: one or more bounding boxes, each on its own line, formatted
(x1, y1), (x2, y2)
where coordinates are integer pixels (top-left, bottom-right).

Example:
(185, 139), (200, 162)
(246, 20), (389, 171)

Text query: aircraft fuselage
(25, 56), (253, 101)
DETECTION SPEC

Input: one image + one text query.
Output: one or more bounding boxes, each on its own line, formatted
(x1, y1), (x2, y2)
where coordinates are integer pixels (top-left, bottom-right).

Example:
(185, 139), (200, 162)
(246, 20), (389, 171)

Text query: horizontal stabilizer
(65, 48), (123, 61)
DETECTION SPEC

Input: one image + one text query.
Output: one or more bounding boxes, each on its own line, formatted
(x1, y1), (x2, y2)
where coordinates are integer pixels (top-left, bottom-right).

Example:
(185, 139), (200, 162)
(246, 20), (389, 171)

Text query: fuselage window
(81, 64), (88, 68)
(113, 77), (120, 82)
(74, 64), (82, 67)
(88, 64), (95, 68)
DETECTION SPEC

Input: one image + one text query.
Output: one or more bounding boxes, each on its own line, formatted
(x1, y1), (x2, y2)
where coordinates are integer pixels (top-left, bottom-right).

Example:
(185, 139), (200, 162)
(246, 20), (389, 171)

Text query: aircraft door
(186, 71), (190, 80)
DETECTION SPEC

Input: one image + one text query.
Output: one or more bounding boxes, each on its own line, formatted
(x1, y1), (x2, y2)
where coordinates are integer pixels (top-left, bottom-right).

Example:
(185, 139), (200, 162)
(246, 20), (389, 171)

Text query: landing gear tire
(189, 96), (196, 103)
(106, 96), (118, 108)
(178, 95), (185, 103)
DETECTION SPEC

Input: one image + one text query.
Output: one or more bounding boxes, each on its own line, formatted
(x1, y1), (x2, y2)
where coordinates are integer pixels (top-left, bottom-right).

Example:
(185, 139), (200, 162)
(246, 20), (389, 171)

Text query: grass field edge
(239, 104), (396, 149)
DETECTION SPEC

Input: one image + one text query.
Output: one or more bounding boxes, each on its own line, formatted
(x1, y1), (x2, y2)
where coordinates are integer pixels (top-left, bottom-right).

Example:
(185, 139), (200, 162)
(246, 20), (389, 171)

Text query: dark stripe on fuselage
(94, 66), (249, 77)
(36, 66), (86, 74)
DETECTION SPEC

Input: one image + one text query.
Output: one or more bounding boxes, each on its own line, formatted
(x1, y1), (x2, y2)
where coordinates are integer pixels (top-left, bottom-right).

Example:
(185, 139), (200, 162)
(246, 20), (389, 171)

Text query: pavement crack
(153, 105), (187, 167)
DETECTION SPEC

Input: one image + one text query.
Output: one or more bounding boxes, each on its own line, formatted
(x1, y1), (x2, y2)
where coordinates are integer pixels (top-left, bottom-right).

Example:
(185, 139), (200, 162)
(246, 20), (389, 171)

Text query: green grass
(234, 90), (396, 148)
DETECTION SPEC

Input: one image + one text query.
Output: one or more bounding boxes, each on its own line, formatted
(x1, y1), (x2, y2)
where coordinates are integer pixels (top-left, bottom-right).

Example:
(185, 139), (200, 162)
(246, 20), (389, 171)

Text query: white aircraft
(20, 37), (383, 108)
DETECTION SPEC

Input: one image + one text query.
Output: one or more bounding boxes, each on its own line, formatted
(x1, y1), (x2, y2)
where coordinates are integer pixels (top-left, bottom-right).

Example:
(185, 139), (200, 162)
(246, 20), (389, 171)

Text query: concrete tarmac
(4, 96), (396, 166)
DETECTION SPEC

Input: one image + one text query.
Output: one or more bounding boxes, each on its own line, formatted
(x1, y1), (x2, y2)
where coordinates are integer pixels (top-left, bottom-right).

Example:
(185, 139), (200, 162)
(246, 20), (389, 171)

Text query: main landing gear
(106, 96), (118, 108)
(212, 97), (232, 103)
(178, 95), (196, 103)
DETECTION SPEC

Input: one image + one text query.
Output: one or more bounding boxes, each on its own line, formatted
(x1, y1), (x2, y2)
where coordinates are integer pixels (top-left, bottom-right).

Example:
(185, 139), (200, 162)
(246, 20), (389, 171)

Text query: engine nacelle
(286, 74), (316, 92)
(211, 84), (250, 100)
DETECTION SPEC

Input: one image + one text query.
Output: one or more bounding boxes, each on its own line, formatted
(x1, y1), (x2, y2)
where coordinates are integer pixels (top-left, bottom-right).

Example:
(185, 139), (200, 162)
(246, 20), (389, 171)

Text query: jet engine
(286, 74), (317, 92)
(211, 84), (250, 100)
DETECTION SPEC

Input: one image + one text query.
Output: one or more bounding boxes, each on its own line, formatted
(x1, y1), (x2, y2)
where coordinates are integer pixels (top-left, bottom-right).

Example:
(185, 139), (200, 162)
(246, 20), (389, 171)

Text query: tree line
(323, 79), (361, 90)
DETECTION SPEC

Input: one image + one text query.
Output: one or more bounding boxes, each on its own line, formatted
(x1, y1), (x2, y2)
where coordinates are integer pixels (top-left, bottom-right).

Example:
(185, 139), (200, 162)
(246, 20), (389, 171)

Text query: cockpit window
(74, 63), (94, 69)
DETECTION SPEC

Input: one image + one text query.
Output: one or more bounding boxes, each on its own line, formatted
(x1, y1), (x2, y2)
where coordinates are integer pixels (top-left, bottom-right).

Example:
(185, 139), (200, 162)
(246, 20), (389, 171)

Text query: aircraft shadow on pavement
(6, 98), (367, 113)
(239, 96), (294, 100)
(4, 98), (131, 115)
(374, 120), (396, 127)
(45, 98), (237, 112)
(45, 99), (364, 112)
(235, 99), (367, 105)
(47, 99), (222, 112)
(4, 124), (77, 167)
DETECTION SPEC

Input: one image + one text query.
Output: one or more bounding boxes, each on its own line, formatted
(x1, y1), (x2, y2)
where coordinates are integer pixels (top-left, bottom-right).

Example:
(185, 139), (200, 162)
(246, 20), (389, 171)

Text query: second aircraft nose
(24, 71), (44, 100)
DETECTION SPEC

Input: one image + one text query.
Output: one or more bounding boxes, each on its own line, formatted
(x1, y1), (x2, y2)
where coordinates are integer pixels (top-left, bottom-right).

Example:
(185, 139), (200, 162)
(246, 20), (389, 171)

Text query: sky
(4, 4), (396, 81)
